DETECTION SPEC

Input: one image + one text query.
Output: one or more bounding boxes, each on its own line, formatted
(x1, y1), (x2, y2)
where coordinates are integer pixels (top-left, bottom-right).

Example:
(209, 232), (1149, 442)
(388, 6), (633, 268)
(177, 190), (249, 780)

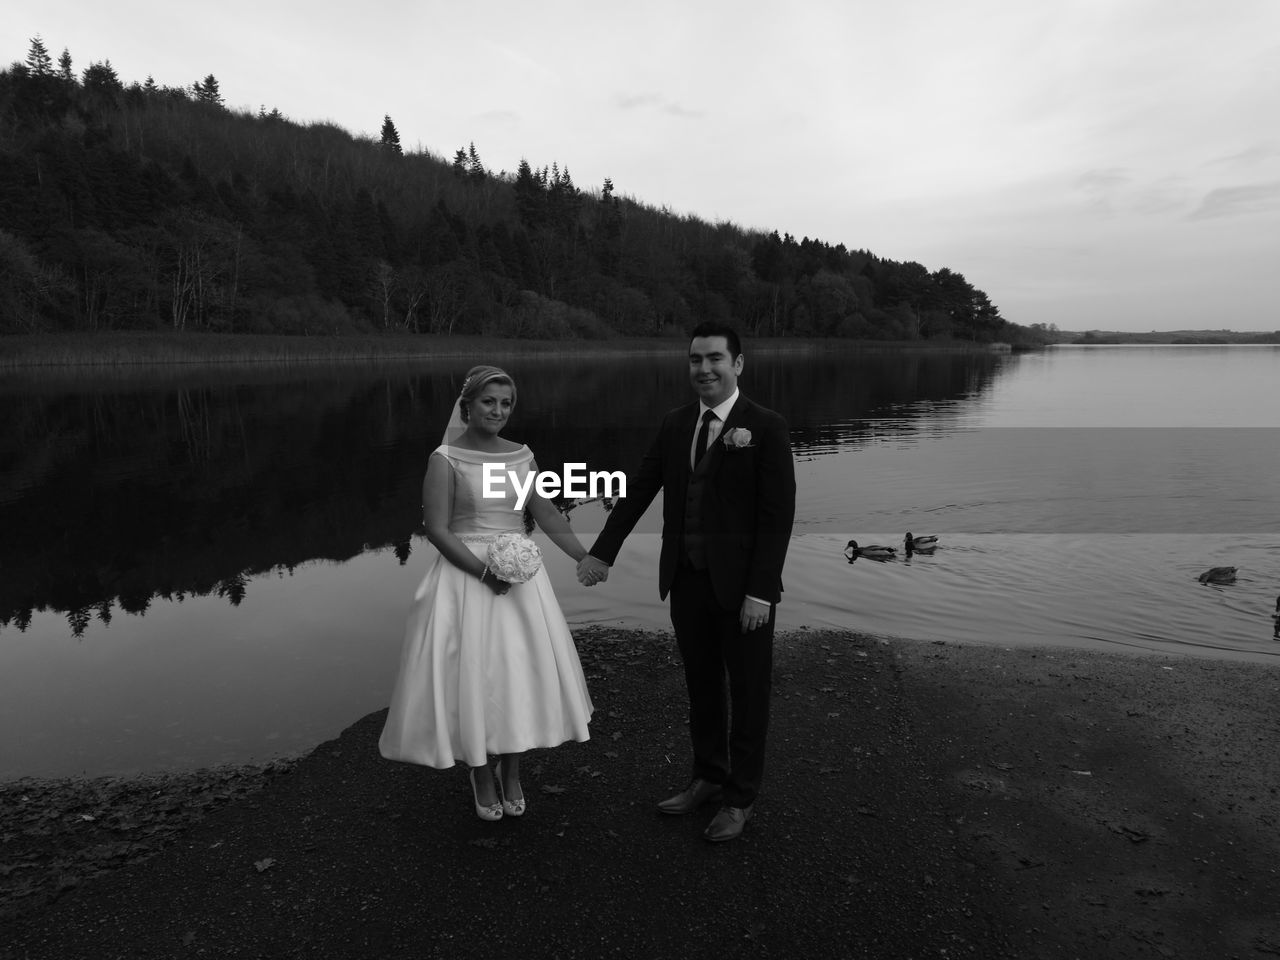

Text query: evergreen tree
(58, 48), (73, 83)
(512, 228), (541, 290)
(466, 142), (485, 180)
(82, 61), (122, 94)
(423, 200), (463, 263)
(547, 164), (580, 238)
(597, 178), (622, 276)
(379, 115), (402, 154)
(513, 159), (543, 229)
(475, 224), (505, 275)
(193, 74), (223, 106)
(26, 36), (53, 76)
(451, 148), (468, 177)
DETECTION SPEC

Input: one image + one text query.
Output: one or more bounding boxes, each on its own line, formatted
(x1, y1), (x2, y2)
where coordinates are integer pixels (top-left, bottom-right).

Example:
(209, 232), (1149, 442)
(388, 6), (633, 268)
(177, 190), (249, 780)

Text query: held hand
(739, 597), (770, 634)
(577, 555), (610, 587)
(481, 567), (510, 596)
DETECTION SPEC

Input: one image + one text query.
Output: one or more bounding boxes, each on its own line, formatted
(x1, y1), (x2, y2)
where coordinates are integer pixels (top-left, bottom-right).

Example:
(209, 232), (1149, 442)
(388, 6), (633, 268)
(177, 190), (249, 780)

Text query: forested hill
(0, 38), (1045, 346)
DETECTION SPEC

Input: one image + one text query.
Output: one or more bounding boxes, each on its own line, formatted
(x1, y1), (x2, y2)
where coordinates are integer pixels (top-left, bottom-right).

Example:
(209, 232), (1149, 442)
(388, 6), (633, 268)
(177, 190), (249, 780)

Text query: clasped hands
(576, 554), (769, 635)
(576, 555), (610, 587)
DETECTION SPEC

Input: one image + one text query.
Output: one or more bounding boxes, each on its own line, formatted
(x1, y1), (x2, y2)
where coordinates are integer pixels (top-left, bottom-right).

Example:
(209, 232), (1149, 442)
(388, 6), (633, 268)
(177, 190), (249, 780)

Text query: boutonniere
(722, 427), (754, 450)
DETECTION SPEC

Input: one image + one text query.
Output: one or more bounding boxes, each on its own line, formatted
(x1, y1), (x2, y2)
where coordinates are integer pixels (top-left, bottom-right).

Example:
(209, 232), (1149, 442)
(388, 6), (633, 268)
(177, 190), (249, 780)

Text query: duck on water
(904, 533), (938, 553)
(1198, 566), (1237, 585)
(845, 540), (897, 561)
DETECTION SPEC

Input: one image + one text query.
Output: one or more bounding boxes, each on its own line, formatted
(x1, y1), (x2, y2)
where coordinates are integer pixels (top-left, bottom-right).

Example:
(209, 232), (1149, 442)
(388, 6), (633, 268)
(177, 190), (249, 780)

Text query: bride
(379, 365), (594, 821)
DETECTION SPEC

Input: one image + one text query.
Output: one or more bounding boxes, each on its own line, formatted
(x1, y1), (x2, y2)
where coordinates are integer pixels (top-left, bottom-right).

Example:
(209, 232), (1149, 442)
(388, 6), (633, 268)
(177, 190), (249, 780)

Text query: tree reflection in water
(0, 347), (1006, 637)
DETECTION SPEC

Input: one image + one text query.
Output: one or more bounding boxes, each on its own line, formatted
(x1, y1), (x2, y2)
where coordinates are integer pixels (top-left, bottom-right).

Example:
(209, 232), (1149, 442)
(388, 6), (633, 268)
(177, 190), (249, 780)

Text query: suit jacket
(590, 395), (796, 610)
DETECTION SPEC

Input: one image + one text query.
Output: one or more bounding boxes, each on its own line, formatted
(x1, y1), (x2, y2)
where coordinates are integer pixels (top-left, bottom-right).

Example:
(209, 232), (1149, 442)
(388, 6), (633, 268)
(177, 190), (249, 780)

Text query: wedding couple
(379, 322), (796, 843)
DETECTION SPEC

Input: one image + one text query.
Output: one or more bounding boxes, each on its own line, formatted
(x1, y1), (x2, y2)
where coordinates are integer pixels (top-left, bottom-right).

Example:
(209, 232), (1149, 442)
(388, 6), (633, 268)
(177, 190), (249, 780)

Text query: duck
(905, 532), (939, 551)
(1197, 566), (1237, 585)
(845, 540), (897, 561)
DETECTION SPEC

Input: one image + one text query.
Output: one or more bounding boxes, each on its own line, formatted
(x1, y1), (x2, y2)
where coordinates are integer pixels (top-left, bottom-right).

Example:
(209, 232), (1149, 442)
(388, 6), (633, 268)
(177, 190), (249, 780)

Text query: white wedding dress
(379, 444), (593, 768)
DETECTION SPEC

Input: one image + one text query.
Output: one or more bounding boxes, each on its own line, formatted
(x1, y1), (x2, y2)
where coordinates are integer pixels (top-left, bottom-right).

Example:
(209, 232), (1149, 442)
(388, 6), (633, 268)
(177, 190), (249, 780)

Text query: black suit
(590, 395), (796, 806)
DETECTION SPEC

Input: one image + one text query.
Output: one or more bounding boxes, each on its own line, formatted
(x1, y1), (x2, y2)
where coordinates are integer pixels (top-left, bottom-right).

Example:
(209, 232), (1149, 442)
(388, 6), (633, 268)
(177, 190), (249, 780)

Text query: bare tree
(371, 260), (397, 328)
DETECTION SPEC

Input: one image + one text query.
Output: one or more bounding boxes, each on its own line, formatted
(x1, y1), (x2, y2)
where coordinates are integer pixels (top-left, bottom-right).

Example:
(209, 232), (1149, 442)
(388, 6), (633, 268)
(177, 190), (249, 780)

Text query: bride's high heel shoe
(496, 759), (526, 817)
(469, 767), (503, 821)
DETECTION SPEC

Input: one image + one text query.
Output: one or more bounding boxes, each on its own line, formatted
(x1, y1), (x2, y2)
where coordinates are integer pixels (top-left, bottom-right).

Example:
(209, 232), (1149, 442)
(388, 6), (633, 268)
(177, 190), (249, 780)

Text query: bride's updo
(459, 365), (516, 422)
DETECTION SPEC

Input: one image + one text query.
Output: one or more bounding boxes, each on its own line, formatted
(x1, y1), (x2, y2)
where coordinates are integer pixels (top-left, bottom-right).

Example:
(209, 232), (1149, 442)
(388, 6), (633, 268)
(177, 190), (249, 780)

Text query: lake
(3, 343), (1278, 780)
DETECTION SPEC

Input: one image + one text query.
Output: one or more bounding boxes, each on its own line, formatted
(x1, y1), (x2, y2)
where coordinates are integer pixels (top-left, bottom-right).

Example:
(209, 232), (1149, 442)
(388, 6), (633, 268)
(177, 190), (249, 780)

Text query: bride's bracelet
(479, 565), (491, 583)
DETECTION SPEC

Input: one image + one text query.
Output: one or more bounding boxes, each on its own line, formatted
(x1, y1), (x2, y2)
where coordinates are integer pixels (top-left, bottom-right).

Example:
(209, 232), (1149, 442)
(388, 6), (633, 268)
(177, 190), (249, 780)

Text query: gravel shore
(4, 627), (1279, 959)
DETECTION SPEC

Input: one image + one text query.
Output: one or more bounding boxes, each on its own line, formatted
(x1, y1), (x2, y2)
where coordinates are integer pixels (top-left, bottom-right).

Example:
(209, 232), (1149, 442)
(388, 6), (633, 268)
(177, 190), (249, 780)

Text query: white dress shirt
(689, 388), (739, 468)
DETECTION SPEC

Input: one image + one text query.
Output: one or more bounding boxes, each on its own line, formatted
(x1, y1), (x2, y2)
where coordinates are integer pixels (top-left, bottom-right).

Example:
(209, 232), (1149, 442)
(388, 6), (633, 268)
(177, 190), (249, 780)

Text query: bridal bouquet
(487, 531), (543, 583)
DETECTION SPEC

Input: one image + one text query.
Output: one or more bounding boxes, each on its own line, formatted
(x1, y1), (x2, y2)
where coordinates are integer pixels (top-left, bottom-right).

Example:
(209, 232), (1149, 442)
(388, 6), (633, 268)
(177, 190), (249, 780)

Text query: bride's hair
(458, 365), (516, 422)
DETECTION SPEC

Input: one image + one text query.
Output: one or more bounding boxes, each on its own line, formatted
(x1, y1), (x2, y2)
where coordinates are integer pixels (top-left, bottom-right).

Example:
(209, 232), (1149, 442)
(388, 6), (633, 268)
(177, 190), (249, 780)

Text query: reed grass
(0, 332), (680, 369)
(0, 332), (1003, 371)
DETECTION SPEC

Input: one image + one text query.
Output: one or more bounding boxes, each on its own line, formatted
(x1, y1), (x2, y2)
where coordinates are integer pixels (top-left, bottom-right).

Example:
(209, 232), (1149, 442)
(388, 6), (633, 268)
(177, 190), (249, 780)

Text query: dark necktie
(694, 410), (715, 466)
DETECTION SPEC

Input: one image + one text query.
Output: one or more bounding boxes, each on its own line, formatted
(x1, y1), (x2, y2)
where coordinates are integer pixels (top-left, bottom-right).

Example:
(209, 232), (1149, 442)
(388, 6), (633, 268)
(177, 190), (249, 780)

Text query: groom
(577, 322), (796, 842)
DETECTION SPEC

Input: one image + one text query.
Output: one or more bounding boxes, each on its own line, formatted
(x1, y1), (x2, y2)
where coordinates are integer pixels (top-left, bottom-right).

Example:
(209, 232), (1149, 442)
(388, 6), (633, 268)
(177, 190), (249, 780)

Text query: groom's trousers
(669, 562), (775, 808)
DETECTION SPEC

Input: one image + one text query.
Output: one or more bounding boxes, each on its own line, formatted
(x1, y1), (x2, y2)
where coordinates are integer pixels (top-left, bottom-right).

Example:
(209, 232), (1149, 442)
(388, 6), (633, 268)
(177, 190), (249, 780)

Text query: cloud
(486, 42), (557, 83)
(614, 92), (702, 119)
(476, 109), (520, 125)
(1077, 169), (1131, 192)
(1072, 169), (1197, 218)
(1132, 178), (1192, 216)
(661, 101), (702, 119)
(1206, 142), (1280, 169)
(1187, 182), (1280, 220)
(616, 93), (659, 110)
(1074, 168), (1131, 215)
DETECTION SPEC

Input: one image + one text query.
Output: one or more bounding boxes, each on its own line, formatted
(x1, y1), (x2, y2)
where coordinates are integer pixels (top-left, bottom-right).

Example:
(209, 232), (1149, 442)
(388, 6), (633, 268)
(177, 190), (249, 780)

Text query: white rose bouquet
(486, 531), (543, 583)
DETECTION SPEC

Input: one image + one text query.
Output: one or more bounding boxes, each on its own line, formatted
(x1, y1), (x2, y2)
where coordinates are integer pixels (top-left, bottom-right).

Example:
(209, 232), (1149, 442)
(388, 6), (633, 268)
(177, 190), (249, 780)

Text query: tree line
(0, 35), (1050, 346)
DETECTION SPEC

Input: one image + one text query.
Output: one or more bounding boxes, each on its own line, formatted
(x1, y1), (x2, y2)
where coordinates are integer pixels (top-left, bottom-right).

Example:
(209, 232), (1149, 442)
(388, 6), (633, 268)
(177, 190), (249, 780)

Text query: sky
(8, 0), (1280, 332)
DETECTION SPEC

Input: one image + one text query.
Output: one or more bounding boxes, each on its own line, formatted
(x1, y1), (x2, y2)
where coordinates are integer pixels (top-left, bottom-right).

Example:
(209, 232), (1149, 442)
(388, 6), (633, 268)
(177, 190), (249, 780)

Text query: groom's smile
(689, 335), (744, 407)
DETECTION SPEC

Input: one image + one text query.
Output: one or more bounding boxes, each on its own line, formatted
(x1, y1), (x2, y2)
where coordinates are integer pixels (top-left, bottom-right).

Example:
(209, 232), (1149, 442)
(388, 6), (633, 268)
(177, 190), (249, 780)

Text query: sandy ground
(3, 627), (1279, 959)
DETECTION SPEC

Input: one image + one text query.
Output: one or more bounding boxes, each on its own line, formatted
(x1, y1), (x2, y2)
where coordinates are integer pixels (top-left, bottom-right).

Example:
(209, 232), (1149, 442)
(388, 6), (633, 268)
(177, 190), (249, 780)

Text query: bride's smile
(469, 384), (514, 436)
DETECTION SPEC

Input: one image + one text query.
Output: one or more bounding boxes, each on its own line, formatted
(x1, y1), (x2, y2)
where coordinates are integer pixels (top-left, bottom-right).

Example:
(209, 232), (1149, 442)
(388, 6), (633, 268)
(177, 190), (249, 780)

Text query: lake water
(3, 343), (1279, 780)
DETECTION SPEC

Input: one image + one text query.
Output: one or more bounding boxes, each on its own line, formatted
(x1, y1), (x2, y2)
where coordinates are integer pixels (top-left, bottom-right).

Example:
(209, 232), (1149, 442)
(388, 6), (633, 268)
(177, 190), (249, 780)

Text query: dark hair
(689, 321), (742, 359)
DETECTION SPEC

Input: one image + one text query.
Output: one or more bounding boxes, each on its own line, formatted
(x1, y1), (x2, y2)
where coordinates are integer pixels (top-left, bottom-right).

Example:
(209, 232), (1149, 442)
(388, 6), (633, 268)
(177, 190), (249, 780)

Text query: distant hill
(1, 36), (1050, 347)
(1061, 330), (1280, 345)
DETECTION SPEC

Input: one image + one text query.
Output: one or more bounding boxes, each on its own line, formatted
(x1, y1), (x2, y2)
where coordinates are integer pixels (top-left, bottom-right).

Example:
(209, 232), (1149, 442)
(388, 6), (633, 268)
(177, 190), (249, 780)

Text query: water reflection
(8, 345), (1280, 779)
(0, 348), (1009, 636)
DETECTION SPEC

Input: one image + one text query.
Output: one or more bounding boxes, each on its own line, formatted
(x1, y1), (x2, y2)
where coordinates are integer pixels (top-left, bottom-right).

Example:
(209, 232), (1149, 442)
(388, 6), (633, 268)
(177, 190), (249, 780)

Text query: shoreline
(0, 331), (1016, 369)
(8, 622), (1276, 788)
(5, 626), (1279, 957)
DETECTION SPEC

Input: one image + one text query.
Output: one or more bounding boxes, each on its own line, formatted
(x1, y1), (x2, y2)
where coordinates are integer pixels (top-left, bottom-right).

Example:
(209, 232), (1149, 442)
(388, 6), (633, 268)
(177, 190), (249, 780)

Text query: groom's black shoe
(703, 804), (753, 842)
(657, 778), (723, 815)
